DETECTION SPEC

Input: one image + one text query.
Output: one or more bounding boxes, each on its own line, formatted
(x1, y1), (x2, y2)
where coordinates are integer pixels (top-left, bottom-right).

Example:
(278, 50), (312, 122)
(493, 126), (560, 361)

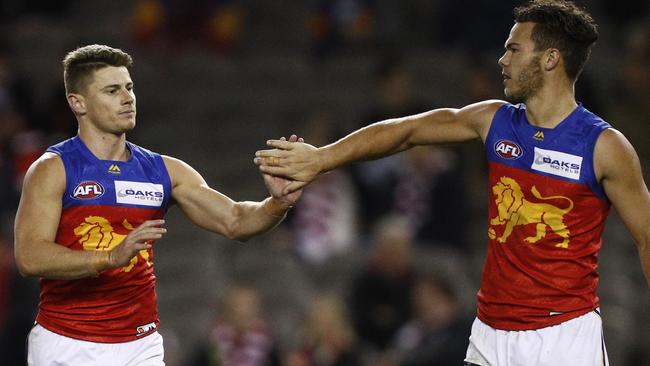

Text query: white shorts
(464, 309), (609, 366)
(27, 324), (165, 366)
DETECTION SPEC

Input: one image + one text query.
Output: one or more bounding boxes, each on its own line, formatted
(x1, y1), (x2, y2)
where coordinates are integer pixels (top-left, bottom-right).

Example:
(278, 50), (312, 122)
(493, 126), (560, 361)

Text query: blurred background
(0, 0), (649, 365)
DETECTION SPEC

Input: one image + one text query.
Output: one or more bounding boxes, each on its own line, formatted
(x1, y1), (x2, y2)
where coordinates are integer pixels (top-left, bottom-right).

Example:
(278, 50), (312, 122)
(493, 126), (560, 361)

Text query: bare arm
(14, 153), (166, 279)
(595, 129), (650, 286)
(163, 156), (299, 242)
(255, 99), (504, 192)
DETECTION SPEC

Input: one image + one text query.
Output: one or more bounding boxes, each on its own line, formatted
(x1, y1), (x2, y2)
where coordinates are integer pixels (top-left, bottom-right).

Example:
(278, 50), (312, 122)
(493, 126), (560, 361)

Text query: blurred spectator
(350, 57), (425, 240)
(390, 146), (468, 248)
(285, 294), (361, 366)
(351, 57), (468, 247)
(131, 0), (167, 45)
(131, 0), (246, 56)
(305, 0), (376, 59)
(191, 285), (280, 366)
(290, 111), (358, 265)
(391, 271), (471, 366)
(349, 215), (415, 351)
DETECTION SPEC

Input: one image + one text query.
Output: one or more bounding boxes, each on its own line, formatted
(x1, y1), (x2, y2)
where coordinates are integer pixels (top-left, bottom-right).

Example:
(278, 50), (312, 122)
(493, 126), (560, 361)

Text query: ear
(67, 93), (86, 116)
(543, 48), (561, 71)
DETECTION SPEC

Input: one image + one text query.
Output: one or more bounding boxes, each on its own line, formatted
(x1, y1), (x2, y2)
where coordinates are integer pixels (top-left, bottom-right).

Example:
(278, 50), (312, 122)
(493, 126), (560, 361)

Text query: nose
(121, 89), (134, 105)
(498, 52), (509, 68)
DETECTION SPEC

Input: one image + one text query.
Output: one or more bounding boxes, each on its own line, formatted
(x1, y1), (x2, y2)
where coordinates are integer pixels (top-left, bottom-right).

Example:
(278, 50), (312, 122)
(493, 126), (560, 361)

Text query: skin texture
(254, 21), (650, 286)
(14, 65), (302, 280)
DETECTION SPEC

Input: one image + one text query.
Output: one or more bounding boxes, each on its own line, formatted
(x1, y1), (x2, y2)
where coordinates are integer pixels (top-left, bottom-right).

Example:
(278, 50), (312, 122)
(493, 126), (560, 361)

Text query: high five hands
(254, 134), (321, 195)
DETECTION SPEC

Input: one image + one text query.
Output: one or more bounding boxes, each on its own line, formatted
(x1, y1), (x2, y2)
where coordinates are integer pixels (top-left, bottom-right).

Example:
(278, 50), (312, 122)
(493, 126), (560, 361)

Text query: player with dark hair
(15, 44), (301, 365)
(255, 1), (650, 364)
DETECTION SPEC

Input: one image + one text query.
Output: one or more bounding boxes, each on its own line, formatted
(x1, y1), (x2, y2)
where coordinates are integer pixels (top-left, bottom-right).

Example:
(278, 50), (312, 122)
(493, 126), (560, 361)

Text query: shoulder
(161, 155), (189, 172)
(594, 128), (639, 180)
(161, 155), (205, 188)
(459, 99), (508, 117)
(595, 128), (635, 155)
(458, 99), (509, 139)
(30, 152), (65, 175)
(23, 152), (66, 193)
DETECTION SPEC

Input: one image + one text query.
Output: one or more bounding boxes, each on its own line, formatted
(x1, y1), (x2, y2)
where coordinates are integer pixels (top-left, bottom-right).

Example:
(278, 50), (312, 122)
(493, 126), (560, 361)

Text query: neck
(78, 125), (129, 161)
(524, 82), (577, 129)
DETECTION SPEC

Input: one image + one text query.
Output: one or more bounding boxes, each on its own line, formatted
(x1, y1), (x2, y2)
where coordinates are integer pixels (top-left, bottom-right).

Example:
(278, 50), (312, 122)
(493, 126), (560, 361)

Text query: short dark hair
(514, 0), (598, 81)
(63, 44), (133, 94)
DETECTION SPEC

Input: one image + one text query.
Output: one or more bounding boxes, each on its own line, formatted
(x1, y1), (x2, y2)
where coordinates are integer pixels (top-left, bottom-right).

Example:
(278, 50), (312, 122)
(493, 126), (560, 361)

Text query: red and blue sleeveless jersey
(37, 136), (172, 342)
(478, 103), (611, 331)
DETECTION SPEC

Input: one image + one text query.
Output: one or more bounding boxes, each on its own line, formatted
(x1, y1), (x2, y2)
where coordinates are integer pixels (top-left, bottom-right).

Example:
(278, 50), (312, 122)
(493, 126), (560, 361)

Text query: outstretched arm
(595, 129), (650, 286)
(255, 100), (504, 193)
(164, 154), (301, 242)
(14, 153), (167, 279)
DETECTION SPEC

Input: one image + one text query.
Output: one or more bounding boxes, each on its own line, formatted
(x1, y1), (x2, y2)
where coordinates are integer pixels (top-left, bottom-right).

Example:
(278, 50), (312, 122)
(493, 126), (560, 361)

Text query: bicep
(407, 100), (504, 146)
(597, 129), (650, 242)
(15, 155), (65, 260)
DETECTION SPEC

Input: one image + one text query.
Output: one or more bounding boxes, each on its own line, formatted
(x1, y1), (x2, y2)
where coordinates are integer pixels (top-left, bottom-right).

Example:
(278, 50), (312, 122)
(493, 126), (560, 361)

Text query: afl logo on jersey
(494, 140), (522, 160)
(72, 181), (105, 200)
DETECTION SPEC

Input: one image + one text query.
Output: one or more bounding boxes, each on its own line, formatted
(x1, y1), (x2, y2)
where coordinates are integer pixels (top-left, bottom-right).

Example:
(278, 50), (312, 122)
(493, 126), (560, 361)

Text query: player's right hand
(254, 139), (322, 194)
(108, 219), (166, 268)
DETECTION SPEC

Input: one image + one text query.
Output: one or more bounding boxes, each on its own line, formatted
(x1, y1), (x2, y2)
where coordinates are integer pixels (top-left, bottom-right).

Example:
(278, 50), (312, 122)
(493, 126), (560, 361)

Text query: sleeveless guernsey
(37, 136), (171, 342)
(479, 103), (611, 330)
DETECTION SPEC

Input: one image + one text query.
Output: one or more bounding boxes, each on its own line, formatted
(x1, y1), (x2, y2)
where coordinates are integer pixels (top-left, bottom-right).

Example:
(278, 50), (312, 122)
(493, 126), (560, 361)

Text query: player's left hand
(261, 135), (304, 205)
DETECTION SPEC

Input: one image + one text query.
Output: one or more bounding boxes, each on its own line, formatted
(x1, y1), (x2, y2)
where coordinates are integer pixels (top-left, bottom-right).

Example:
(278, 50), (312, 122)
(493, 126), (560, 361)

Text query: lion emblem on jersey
(488, 176), (574, 248)
(74, 216), (151, 272)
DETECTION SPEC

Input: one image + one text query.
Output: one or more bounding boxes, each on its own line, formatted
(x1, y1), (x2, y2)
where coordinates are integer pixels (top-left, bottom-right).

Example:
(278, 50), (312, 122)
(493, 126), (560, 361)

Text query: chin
(123, 119), (136, 131)
(504, 90), (524, 104)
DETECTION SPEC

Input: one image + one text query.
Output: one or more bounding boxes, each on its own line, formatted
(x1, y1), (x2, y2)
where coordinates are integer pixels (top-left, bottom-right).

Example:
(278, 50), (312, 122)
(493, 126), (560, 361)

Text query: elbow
(15, 254), (40, 278)
(223, 226), (253, 242)
(14, 241), (43, 278)
(232, 234), (252, 243)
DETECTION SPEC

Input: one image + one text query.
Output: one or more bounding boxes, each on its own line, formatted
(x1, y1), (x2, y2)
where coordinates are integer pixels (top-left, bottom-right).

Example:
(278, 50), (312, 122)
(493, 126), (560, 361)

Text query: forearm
(16, 240), (110, 280)
(227, 197), (292, 241)
(318, 108), (471, 172)
(318, 117), (415, 173)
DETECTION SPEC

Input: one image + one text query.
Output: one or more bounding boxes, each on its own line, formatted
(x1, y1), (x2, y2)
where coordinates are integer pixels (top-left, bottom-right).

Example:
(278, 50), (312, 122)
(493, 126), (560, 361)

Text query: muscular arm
(163, 156), (294, 242)
(256, 99), (504, 192)
(14, 153), (165, 279)
(595, 129), (650, 286)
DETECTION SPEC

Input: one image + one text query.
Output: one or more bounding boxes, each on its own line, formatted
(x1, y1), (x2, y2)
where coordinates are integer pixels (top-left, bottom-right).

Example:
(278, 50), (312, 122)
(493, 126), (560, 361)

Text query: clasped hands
(254, 134), (321, 195)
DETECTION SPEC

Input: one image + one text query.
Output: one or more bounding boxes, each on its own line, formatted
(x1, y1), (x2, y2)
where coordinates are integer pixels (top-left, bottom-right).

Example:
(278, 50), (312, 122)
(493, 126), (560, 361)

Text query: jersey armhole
(45, 149), (71, 201)
(484, 103), (511, 154)
(587, 127), (610, 201)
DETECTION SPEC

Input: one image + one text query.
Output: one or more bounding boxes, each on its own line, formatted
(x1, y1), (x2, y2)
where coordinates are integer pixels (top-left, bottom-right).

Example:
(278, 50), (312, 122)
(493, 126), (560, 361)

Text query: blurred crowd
(1, 0), (649, 365)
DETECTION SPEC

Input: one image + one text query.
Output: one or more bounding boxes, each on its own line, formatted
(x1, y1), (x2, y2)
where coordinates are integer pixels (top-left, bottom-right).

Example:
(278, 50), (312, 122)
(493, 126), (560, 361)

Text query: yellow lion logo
(74, 216), (151, 272)
(488, 177), (574, 248)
